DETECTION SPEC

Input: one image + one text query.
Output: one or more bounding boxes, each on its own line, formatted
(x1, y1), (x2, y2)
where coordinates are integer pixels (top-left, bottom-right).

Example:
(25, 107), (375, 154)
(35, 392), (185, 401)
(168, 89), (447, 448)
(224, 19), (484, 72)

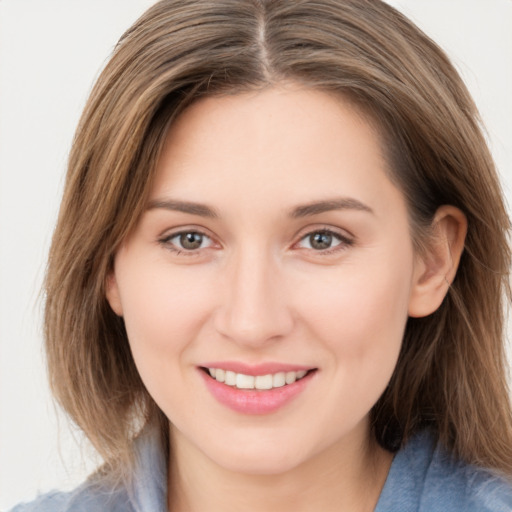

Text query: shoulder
(422, 438), (512, 512)
(7, 478), (132, 512)
(8, 424), (166, 512)
(376, 430), (512, 512)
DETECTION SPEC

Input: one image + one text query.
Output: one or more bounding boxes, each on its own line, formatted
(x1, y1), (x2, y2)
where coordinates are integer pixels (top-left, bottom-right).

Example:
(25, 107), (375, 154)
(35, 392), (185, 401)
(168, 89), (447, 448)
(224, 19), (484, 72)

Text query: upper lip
(199, 361), (315, 376)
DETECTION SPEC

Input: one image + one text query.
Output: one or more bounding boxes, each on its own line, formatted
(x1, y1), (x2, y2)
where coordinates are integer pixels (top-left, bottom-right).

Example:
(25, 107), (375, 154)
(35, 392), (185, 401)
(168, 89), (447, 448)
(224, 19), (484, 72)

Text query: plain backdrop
(1, 1), (511, 509)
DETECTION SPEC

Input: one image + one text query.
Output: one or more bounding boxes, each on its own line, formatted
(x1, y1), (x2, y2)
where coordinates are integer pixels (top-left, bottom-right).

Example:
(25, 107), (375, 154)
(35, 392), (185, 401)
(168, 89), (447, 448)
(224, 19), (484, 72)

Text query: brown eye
(309, 232), (333, 250)
(296, 229), (352, 253)
(161, 230), (213, 253)
(179, 232), (204, 250)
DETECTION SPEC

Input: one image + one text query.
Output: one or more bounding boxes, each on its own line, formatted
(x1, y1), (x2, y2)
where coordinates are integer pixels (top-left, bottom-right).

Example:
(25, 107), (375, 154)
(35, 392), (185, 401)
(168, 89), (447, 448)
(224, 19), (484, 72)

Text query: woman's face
(107, 85), (425, 474)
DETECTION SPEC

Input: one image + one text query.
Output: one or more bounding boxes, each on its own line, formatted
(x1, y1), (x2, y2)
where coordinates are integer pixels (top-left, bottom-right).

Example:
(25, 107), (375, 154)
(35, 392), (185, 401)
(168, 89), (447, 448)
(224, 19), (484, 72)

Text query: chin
(215, 449), (306, 476)
(198, 430), (318, 476)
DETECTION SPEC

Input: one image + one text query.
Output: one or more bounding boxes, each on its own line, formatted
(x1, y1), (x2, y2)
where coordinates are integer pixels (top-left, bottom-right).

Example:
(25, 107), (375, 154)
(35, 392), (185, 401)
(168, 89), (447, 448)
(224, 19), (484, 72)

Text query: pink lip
(200, 361), (312, 376)
(199, 366), (316, 415)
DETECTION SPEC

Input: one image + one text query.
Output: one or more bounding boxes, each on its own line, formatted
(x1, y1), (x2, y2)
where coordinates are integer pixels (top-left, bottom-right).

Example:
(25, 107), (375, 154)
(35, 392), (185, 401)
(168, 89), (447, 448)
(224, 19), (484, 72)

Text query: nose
(213, 246), (294, 347)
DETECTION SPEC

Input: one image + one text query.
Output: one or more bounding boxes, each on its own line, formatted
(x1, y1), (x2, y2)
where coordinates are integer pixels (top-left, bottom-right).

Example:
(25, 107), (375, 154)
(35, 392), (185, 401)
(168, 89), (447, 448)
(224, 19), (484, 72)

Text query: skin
(106, 84), (466, 512)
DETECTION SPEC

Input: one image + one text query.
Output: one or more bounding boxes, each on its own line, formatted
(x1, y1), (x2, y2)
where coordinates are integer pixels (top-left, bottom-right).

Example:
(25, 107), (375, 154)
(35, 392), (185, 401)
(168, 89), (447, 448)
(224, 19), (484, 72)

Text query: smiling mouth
(201, 367), (316, 391)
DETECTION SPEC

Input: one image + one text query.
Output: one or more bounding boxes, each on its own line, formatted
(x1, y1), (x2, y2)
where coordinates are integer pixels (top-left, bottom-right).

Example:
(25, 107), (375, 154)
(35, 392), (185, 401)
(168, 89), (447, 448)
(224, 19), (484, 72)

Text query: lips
(199, 363), (317, 414)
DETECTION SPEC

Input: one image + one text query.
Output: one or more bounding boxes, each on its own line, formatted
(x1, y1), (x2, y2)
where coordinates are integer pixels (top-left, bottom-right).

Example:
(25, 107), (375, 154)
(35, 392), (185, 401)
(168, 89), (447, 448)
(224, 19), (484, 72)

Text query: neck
(167, 422), (392, 512)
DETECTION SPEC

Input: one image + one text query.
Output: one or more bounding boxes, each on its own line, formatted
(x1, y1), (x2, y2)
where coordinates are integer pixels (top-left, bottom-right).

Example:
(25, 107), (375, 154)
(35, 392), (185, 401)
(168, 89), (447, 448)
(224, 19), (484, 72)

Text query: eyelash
(158, 227), (354, 257)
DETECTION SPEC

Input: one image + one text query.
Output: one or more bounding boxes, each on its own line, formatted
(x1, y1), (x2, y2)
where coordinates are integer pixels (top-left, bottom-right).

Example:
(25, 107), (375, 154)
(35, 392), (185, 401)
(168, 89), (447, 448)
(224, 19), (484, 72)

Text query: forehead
(150, 85), (404, 220)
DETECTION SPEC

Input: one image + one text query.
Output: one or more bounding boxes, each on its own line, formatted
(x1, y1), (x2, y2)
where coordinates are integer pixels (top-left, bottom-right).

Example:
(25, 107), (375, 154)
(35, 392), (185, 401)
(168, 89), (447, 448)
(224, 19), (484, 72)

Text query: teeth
(225, 370), (236, 386)
(236, 373), (255, 389)
(207, 368), (310, 390)
(255, 374), (273, 390)
(273, 372), (286, 388)
(285, 371), (296, 385)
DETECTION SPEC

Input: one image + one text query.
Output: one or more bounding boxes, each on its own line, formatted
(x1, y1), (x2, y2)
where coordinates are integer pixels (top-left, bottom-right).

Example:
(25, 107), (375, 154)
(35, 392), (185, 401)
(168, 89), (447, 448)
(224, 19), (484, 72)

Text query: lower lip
(200, 369), (315, 415)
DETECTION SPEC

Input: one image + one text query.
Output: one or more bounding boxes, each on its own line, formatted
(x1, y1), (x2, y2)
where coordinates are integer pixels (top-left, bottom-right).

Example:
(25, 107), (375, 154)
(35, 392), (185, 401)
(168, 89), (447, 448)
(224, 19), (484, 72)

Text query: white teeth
(255, 374), (273, 390)
(225, 370), (236, 386)
(236, 373), (255, 389)
(207, 368), (311, 390)
(285, 371), (297, 385)
(272, 372), (286, 388)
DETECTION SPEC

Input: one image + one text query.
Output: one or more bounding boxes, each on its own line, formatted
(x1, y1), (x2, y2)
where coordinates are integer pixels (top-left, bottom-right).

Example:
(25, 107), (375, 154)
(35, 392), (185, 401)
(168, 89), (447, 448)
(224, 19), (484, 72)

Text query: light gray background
(1, 1), (511, 509)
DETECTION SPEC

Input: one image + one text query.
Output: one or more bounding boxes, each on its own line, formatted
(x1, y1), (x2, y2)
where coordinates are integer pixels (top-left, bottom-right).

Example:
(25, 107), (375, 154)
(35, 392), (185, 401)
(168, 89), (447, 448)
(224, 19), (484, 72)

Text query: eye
(296, 229), (352, 253)
(160, 230), (214, 253)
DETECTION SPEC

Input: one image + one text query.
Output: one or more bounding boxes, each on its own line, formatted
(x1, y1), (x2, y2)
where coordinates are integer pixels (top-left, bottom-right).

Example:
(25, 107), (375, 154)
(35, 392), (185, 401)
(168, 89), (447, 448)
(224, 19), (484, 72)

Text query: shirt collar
(128, 422), (168, 512)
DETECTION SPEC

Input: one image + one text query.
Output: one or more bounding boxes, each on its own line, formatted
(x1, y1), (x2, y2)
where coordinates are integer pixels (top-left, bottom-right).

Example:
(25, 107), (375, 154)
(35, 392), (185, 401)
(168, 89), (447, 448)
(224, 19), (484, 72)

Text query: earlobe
(408, 205), (467, 318)
(105, 271), (124, 316)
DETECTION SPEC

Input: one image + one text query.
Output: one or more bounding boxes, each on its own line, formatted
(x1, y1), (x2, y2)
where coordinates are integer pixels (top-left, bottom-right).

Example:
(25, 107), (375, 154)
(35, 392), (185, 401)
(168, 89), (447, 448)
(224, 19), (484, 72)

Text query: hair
(45, 0), (512, 482)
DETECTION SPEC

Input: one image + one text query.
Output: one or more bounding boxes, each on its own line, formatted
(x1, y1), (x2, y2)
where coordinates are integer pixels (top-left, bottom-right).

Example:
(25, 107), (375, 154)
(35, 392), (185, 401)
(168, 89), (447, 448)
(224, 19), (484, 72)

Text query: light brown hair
(45, 0), (512, 480)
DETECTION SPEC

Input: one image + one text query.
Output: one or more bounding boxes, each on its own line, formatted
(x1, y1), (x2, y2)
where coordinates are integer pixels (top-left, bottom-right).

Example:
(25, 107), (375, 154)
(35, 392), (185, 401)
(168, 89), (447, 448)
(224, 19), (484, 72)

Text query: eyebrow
(289, 197), (374, 218)
(146, 196), (373, 219)
(146, 199), (219, 218)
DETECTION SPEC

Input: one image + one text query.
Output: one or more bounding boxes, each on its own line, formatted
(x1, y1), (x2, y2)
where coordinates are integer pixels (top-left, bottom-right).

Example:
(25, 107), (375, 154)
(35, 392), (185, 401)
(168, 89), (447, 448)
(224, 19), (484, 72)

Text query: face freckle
(106, 84), (421, 476)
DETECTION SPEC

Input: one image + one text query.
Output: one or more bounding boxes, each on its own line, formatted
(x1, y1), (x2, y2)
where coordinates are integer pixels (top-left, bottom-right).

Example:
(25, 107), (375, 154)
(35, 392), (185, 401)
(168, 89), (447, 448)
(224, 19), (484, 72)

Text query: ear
(408, 205), (467, 318)
(105, 270), (124, 316)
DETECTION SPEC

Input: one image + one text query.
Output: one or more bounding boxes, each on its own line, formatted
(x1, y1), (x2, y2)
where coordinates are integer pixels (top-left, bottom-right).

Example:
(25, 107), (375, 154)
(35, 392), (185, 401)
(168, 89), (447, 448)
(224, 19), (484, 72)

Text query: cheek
(296, 260), (411, 430)
(114, 263), (222, 420)
(118, 261), (210, 338)
(298, 247), (413, 375)
(114, 261), (218, 384)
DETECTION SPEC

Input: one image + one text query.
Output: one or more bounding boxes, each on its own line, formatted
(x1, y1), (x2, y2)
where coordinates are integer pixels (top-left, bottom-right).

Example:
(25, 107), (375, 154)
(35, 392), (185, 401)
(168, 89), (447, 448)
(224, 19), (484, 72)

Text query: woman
(11, 0), (512, 510)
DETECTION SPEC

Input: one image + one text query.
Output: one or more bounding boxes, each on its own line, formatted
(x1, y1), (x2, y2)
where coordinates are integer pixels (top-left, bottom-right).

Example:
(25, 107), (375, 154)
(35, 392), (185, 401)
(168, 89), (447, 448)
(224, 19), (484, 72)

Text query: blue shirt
(10, 427), (512, 511)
